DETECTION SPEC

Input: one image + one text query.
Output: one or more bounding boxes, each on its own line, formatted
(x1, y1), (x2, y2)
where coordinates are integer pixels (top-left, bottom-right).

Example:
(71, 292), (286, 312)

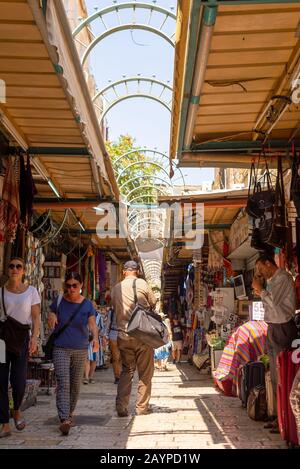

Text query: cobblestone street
(0, 362), (287, 449)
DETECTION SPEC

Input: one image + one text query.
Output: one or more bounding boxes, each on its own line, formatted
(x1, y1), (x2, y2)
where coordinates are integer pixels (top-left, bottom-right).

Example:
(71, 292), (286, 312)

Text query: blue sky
(85, 0), (214, 185)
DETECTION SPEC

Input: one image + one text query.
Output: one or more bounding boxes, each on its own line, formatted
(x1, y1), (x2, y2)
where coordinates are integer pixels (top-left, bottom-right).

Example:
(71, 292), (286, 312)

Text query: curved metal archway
(116, 161), (170, 183)
(127, 194), (162, 205)
(100, 94), (170, 122)
(119, 174), (172, 192)
(124, 184), (169, 202)
(130, 217), (163, 234)
(94, 76), (173, 123)
(72, 3), (176, 65)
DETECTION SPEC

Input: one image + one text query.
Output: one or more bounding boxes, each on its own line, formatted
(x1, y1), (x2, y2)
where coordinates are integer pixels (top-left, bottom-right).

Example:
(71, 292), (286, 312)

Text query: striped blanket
(213, 320), (268, 396)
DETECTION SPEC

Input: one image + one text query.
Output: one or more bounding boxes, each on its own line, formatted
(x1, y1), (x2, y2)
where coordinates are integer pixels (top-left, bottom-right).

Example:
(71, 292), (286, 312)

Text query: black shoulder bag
(127, 279), (169, 348)
(44, 298), (87, 361)
(267, 156), (288, 248)
(246, 152), (275, 219)
(0, 287), (31, 357)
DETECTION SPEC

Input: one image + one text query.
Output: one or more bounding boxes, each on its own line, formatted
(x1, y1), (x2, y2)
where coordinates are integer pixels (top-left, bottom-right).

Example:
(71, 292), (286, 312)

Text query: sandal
(59, 419), (71, 436)
(89, 379), (95, 384)
(0, 430), (12, 438)
(14, 418), (26, 431)
(83, 379), (89, 385)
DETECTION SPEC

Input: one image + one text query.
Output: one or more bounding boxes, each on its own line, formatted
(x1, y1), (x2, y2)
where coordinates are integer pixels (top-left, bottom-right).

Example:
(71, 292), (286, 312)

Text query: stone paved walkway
(0, 361), (288, 449)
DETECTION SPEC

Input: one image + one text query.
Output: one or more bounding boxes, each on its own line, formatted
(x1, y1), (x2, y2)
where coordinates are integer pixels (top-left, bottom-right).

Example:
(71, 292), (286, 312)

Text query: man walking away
(252, 254), (298, 433)
(111, 261), (157, 417)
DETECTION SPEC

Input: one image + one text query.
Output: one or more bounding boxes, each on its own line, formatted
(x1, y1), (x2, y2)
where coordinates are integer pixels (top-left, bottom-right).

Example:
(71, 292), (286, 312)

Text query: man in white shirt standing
(252, 254), (298, 432)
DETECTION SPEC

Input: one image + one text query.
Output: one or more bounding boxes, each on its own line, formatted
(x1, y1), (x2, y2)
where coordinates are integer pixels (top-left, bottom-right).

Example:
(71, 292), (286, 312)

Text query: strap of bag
(52, 298), (87, 340)
(133, 279), (138, 305)
(1, 288), (7, 318)
(248, 162), (256, 198)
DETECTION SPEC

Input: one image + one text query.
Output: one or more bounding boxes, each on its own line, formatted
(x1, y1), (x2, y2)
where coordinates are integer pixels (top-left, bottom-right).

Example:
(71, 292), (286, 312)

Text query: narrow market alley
(0, 362), (286, 450)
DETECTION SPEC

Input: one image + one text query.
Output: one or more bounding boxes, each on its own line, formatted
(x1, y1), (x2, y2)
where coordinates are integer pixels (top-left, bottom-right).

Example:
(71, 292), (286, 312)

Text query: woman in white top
(0, 258), (41, 438)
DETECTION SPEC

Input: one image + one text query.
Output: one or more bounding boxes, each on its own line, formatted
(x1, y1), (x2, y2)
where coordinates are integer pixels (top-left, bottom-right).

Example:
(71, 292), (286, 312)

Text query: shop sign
(251, 301), (265, 321)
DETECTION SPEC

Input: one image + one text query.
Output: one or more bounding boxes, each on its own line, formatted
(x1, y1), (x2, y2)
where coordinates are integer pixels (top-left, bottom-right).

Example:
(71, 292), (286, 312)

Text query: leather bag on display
(246, 158), (275, 219)
(267, 157), (288, 248)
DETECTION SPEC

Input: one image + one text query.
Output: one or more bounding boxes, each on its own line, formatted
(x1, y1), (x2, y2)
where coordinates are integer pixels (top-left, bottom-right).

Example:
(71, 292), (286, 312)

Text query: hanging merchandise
(97, 250), (106, 292)
(0, 157), (20, 243)
(19, 153), (37, 228)
(24, 232), (45, 295)
(290, 142), (300, 218)
(267, 157), (288, 248)
(208, 231), (224, 270)
(246, 156), (275, 219)
(246, 153), (274, 251)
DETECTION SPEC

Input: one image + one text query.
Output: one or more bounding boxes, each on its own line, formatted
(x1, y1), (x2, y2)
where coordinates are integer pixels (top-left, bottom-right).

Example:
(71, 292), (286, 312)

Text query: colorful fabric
(213, 320), (268, 396)
(0, 159), (20, 242)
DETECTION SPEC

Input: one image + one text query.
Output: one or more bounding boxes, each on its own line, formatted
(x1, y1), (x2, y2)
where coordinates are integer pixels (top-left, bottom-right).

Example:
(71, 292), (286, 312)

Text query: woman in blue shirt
(48, 272), (98, 436)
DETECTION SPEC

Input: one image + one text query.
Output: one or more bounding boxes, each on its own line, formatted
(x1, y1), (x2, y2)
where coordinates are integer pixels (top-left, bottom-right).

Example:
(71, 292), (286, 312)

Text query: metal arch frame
(128, 208), (163, 223)
(81, 24), (174, 66)
(131, 225), (163, 240)
(114, 148), (174, 168)
(135, 228), (164, 239)
(127, 194), (159, 205)
(130, 217), (163, 234)
(128, 210), (160, 225)
(114, 148), (186, 187)
(94, 77), (172, 102)
(120, 174), (173, 192)
(116, 161), (170, 183)
(124, 184), (170, 202)
(100, 93), (171, 122)
(72, 2), (176, 37)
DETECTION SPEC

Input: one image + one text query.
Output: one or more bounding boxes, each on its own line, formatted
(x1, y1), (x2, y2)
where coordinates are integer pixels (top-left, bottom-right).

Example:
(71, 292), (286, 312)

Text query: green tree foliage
(106, 135), (161, 204)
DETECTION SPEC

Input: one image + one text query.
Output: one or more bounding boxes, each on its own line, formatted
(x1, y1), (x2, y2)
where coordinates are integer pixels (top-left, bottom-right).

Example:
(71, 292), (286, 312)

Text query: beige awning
(171, 1), (300, 167)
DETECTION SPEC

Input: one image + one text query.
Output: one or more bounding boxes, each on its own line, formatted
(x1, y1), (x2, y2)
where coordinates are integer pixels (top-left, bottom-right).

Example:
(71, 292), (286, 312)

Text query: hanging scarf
(0, 158), (20, 242)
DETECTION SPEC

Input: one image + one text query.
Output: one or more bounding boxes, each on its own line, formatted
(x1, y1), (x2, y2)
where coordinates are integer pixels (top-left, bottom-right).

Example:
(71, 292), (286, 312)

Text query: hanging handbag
(267, 157), (288, 248)
(0, 288), (31, 357)
(251, 216), (272, 251)
(246, 155), (275, 219)
(127, 279), (169, 348)
(44, 298), (87, 360)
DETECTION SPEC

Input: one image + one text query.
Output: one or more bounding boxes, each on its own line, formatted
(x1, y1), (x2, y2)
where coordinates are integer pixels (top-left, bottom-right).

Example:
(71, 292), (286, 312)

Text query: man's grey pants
(266, 320), (298, 416)
(53, 347), (87, 421)
(116, 337), (154, 414)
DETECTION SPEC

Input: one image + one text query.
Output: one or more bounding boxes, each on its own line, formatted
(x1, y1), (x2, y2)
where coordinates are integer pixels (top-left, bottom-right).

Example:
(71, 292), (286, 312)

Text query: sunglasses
(8, 263), (23, 270)
(65, 283), (79, 289)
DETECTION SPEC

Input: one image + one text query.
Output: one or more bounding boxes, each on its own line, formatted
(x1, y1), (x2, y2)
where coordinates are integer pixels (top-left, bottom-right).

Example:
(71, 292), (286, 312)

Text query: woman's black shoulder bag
(0, 287), (31, 357)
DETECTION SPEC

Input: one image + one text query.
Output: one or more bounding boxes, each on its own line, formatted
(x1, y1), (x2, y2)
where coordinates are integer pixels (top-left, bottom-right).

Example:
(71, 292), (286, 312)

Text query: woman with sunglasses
(48, 272), (98, 436)
(0, 258), (41, 439)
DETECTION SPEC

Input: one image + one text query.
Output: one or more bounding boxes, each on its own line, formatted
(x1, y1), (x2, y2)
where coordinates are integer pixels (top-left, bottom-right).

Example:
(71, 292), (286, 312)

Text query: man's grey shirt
(261, 268), (296, 324)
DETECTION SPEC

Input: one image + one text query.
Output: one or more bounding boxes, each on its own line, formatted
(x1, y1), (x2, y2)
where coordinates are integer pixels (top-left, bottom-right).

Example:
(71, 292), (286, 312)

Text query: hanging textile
(19, 154), (37, 227)
(97, 251), (106, 292)
(0, 158), (20, 242)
